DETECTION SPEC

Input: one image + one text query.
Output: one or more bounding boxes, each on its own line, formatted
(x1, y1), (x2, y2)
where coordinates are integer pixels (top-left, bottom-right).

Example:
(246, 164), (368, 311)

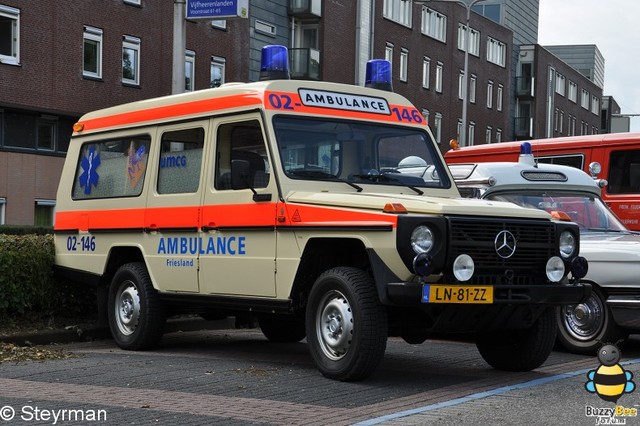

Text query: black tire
(305, 267), (388, 381)
(108, 262), (166, 350)
(556, 286), (628, 355)
(476, 308), (556, 372)
(259, 316), (306, 343)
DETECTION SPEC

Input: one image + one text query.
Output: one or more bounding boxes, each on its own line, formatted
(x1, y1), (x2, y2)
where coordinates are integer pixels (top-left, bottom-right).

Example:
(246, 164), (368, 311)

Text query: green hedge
(0, 234), (95, 320)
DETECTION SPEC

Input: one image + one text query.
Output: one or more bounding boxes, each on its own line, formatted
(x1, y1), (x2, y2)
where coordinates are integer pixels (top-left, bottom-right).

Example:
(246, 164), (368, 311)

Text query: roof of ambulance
(76, 79), (415, 122)
(449, 160), (601, 196)
(445, 133), (640, 158)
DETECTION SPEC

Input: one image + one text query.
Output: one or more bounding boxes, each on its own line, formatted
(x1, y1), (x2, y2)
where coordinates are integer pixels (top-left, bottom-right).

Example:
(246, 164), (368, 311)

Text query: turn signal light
(73, 122), (84, 133)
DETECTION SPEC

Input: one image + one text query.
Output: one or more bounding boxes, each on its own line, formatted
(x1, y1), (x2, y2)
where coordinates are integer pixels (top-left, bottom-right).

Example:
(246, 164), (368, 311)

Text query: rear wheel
(476, 308), (556, 371)
(108, 262), (166, 350)
(556, 287), (627, 355)
(306, 267), (388, 381)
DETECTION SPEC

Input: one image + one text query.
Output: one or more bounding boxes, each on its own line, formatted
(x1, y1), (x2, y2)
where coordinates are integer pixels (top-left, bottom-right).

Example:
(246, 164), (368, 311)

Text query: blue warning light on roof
(520, 141), (532, 155)
(365, 59), (393, 92)
(260, 45), (290, 81)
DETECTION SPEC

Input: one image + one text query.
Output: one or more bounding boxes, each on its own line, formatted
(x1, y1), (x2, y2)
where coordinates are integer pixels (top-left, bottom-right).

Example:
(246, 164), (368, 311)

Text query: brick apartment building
(0, 0), (608, 225)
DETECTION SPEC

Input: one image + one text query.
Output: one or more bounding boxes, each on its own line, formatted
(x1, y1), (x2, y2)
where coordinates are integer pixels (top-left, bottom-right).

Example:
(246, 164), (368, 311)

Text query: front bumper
(387, 281), (592, 306)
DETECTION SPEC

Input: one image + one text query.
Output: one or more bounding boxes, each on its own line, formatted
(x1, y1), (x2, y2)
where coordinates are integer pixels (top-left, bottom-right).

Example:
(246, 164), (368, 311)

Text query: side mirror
(231, 159), (251, 190)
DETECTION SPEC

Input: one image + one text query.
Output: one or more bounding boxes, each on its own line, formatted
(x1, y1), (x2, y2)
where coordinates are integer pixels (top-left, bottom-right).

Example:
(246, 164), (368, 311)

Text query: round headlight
(453, 254), (475, 282)
(411, 226), (434, 254)
(546, 256), (565, 282)
(559, 231), (576, 259)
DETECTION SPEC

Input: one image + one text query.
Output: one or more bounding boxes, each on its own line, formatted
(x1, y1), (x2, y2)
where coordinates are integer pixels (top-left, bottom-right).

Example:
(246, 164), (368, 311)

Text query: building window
(34, 199), (55, 227)
(433, 113), (442, 144)
(468, 122), (475, 146)
(591, 96), (600, 115)
(399, 48), (408, 82)
(122, 35), (141, 85)
(457, 24), (479, 56)
(211, 20), (227, 29)
(385, 43), (394, 65)
(421, 7), (446, 42)
(581, 89), (590, 110)
(496, 128), (502, 143)
(422, 56), (430, 89)
(458, 72), (464, 99)
(486, 37), (506, 67)
(123, 0), (141, 5)
(559, 111), (564, 134)
(485, 126), (492, 144)
(435, 62), (443, 93)
(0, 5), (19, 64)
(37, 117), (57, 151)
(487, 81), (493, 109)
(83, 26), (103, 79)
(496, 84), (503, 111)
(211, 56), (225, 88)
(555, 73), (566, 96)
(568, 81), (577, 103)
(422, 108), (429, 124)
(469, 75), (476, 104)
(554, 108), (559, 132)
(383, 0), (412, 27)
(185, 50), (195, 91)
(0, 197), (5, 224)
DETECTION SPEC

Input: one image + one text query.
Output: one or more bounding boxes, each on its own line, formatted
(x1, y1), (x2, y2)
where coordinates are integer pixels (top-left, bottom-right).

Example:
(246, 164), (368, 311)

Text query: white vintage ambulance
(449, 142), (640, 354)
(54, 46), (589, 381)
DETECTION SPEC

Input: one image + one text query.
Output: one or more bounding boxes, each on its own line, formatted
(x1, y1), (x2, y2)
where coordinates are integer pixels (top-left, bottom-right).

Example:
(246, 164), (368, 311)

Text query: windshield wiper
(289, 170), (363, 192)
(350, 173), (424, 195)
(585, 227), (629, 233)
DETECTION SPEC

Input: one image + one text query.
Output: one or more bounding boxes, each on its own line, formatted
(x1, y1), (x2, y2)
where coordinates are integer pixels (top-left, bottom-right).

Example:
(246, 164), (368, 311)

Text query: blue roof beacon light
(519, 141), (536, 166)
(365, 59), (393, 92)
(259, 45), (291, 81)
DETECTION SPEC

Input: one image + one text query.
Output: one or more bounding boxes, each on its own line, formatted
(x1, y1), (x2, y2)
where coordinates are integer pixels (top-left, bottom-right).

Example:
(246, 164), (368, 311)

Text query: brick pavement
(0, 328), (603, 425)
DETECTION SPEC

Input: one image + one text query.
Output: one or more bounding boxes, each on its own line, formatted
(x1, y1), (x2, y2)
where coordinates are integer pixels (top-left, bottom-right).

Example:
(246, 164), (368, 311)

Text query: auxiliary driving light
(546, 256), (565, 282)
(413, 252), (433, 277)
(570, 256), (589, 280)
(453, 254), (475, 282)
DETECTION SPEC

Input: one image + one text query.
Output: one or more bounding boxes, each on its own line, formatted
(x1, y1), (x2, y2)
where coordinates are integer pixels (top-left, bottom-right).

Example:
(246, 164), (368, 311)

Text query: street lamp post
(406, 0), (486, 146)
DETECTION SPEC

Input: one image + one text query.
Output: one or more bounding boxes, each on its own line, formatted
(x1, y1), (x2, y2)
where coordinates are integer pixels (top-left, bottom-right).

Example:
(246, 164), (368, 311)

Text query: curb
(0, 317), (239, 346)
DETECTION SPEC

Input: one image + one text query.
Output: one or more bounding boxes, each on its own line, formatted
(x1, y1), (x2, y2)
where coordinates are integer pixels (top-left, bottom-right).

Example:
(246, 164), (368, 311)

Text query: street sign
(186, 0), (249, 20)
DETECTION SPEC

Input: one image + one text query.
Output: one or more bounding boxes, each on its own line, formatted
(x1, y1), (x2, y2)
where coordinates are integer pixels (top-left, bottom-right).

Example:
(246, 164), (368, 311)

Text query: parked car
(444, 143), (640, 354)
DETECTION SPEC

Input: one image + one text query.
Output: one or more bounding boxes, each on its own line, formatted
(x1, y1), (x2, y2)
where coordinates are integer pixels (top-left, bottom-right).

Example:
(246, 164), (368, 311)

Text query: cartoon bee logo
(585, 342), (635, 403)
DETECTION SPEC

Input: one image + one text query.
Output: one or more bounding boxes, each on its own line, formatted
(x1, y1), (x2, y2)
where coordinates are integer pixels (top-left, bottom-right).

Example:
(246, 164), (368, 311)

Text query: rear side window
(157, 128), (205, 194)
(608, 149), (640, 194)
(72, 135), (151, 199)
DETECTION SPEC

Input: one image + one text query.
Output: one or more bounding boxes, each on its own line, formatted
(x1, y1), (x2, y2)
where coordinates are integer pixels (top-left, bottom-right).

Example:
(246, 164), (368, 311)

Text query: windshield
(487, 191), (628, 233)
(272, 116), (450, 189)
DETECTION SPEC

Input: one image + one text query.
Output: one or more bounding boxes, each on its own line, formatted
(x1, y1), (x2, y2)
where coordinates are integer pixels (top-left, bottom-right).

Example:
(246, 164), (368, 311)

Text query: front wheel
(108, 262), (166, 350)
(476, 308), (556, 371)
(305, 267), (388, 381)
(556, 287), (628, 355)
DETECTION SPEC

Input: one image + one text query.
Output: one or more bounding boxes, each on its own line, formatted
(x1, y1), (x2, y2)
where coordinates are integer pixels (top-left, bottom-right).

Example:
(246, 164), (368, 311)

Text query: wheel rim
(561, 294), (604, 341)
(115, 280), (141, 336)
(315, 290), (354, 361)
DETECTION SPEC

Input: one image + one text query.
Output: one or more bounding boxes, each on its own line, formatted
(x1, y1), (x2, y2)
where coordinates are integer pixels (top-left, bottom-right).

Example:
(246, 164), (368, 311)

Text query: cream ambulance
(54, 46), (589, 381)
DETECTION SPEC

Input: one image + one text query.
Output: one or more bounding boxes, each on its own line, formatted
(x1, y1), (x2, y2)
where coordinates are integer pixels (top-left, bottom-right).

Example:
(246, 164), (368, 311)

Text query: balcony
(289, 48), (321, 81)
(514, 116), (533, 139)
(516, 76), (535, 98)
(289, 0), (321, 18)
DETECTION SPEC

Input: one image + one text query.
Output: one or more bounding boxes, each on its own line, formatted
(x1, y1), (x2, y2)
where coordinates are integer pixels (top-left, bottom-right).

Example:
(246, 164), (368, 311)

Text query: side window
(215, 120), (270, 190)
(157, 128), (204, 194)
(608, 149), (640, 194)
(72, 135), (151, 199)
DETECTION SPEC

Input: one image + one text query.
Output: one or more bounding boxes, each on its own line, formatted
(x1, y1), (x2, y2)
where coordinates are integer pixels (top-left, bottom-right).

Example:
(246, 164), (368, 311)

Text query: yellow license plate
(422, 285), (493, 304)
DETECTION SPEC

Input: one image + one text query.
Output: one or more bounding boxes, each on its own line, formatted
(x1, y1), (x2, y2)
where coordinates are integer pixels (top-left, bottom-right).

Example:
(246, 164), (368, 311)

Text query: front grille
(448, 217), (556, 285)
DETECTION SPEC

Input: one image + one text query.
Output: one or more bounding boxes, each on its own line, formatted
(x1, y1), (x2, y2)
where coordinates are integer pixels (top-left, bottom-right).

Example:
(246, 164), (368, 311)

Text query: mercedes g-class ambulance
(54, 46), (589, 381)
